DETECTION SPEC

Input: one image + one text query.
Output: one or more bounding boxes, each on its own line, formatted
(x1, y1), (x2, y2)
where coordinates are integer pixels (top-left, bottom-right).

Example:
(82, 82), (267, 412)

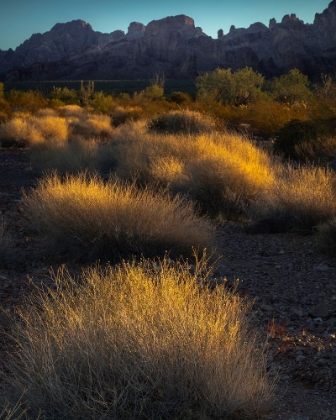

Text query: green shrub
(273, 119), (318, 159)
(148, 110), (216, 134)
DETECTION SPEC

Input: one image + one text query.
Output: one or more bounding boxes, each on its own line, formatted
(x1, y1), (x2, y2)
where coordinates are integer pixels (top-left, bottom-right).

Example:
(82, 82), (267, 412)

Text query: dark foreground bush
(1, 258), (274, 419)
(273, 119), (318, 159)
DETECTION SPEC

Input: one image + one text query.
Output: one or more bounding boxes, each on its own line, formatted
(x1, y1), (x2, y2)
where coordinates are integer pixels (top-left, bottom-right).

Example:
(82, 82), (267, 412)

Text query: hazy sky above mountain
(0, 0), (331, 50)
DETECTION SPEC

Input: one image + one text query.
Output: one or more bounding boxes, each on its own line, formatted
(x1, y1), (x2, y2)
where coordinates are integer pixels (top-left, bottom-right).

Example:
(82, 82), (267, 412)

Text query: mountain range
(1, 1), (336, 82)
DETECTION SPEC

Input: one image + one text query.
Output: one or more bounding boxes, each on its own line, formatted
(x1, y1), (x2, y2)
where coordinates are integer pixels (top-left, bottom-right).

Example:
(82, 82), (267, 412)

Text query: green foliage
(196, 67), (265, 106)
(273, 119), (318, 159)
(6, 89), (48, 113)
(148, 110), (215, 134)
(270, 69), (313, 105)
(90, 91), (113, 114)
(168, 91), (192, 105)
(50, 86), (78, 103)
(142, 83), (164, 99)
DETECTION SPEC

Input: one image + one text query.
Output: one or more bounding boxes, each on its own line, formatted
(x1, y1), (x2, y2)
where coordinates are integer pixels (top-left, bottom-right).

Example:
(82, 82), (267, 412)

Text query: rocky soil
(0, 147), (335, 419)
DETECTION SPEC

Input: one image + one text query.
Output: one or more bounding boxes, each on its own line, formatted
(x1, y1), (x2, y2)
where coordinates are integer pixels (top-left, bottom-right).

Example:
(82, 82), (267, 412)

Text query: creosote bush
(23, 172), (213, 261)
(148, 110), (216, 134)
(1, 258), (274, 419)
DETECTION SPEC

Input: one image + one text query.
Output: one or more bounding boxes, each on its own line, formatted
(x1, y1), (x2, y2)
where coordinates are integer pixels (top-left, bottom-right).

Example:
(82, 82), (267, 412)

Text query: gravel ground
(0, 147), (335, 419)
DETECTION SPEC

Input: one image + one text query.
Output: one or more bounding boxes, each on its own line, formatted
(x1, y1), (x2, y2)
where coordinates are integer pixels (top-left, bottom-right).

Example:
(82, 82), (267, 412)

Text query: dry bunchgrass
(1, 258), (274, 419)
(112, 122), (275, 219)
(0, 114), (69, 147)
(184, 133), (275, 219)
(69, 113), (113, 138)
(22, 172), (213, 261)
(29, 138), (100, 174)
(250, 165), (336, 233)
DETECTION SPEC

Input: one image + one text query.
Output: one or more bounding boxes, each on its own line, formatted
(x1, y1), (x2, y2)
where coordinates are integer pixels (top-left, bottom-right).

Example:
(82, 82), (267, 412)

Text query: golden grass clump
(57, 104), (85, 118)
(23, 172), (213, 261)
(250, 165), (336, 233)
(0, 114), (69, 147)
(0, 115), (43, 147)
(184, 132), (275, 218)
(112, 123), (275, 219)
(69, 113), (113, 138)
(1, 258), (274, 419)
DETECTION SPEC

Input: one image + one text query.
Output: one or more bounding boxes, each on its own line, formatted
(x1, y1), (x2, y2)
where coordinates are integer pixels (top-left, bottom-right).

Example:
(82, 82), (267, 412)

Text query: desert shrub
(29, 138), (99, 174)
(70, 113), (113, 138)
(273, 119), (318, 159)
(250, 165), (336, 233)
(57, 104), (85, 118)
(112, 123), (274, 219)
(0, 114), (69, 147)
(90, 91), (113, 114)
(142, 83), (164, 99)
(6, 89), (48, 113)
(0, 98), (11, 123)
(0, 115), (43, 147)
(244, 102), (308, 138)
(293, 136), (336, 163)
(1, 258), (274, 419)
(110, 105), (144, 126)
(168, 91), (192, 105)
(22, 173), (213, 262)
(184, 133), (275, 219)
(50, 86), (78, 103)
(148, 110), (216, 134)
(317, 217), (336, 255)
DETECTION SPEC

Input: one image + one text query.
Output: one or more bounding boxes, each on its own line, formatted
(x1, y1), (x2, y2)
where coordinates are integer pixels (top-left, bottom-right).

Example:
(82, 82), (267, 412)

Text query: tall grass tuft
(250, 165), (336, 233)
(22, 172), (213, 261)
(1, 258), (274, 419)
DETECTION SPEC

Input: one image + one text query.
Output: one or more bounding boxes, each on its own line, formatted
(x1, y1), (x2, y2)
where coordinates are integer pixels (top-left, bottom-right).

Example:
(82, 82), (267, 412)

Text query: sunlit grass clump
(0, 113), (69, 147)
(23, 172), (213, 261)
(113, 122), (275, 219)
(1, 258), (274, 419)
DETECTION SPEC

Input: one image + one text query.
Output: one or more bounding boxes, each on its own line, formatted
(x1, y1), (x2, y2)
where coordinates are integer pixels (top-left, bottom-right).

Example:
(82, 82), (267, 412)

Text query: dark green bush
(273, 119), (318, 159)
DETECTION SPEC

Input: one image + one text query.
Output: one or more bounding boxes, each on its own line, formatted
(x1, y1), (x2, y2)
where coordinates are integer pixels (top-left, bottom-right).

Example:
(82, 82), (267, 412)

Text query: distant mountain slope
(1, 1), (336, 81)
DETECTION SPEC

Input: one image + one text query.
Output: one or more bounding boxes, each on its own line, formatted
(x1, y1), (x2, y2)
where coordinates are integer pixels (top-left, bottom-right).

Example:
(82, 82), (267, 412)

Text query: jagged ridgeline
(0, 1), (336, 81)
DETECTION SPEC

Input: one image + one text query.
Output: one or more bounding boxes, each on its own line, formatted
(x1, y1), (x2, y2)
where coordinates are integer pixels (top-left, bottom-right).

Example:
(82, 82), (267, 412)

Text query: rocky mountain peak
(126, 22), (146, 40)
(145, 15), (197, 36)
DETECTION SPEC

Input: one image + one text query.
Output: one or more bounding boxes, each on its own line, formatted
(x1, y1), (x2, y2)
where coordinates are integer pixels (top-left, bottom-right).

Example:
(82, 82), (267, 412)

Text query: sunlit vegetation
(1, 68), (336, 417)
(23, 173), (213, 262)
(1, 258), (274, 419)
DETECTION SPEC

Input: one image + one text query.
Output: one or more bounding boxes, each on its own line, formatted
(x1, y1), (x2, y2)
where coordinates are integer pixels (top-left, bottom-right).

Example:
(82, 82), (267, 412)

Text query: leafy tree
(270, 69), (313, 105)
(196, 68), (234, 104)
(231, 67), (265, 105)
(196, 67), (265, 106)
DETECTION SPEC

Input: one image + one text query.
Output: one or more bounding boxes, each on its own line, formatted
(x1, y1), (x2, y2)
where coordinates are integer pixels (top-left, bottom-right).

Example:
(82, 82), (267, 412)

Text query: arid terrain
(0, 145), (335, 419)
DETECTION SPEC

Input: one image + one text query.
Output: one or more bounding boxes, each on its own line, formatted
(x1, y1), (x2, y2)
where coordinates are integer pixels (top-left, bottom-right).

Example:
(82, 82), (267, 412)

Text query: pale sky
(0, 0), (331, 50)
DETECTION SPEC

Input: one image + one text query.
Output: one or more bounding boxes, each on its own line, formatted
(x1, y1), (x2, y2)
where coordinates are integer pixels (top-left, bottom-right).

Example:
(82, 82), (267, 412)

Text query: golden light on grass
(23, 172), (213, 261)
(1, 258), (274, 419)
